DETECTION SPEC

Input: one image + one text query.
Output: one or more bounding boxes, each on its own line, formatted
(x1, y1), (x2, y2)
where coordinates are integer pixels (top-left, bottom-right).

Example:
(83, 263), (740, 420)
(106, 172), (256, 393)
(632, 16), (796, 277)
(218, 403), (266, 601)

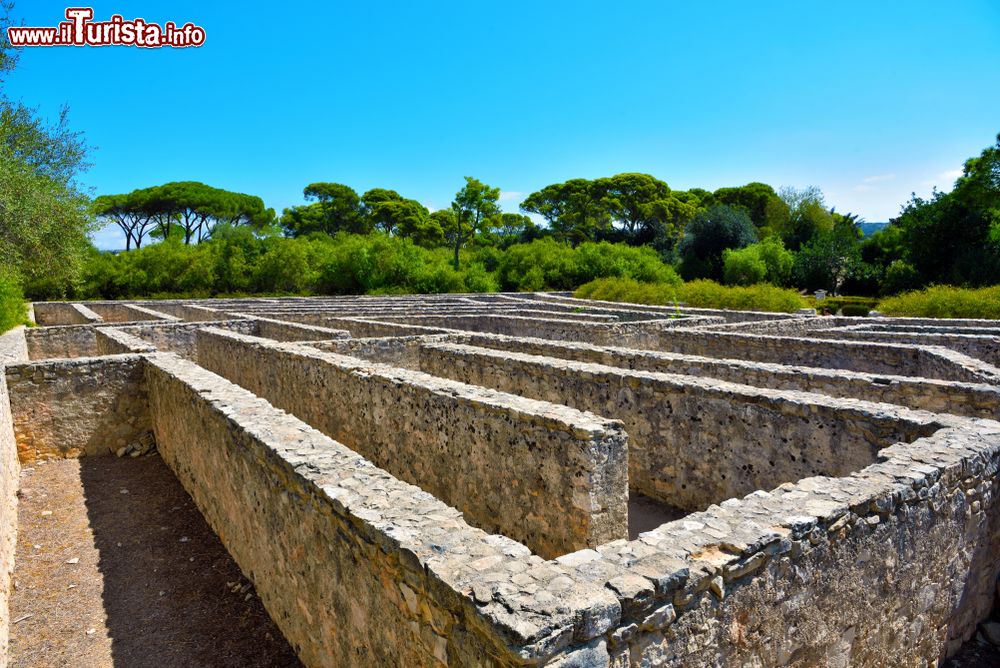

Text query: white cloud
(919, 169), (963, 188)
(862, 173), (896, 183)
(498, 190), (524, 202)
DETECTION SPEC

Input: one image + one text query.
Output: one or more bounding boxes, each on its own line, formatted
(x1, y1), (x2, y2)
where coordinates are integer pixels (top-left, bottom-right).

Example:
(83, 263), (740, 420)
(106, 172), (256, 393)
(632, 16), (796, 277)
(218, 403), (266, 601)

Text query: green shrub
(722, 247), (767, 286)
(497, 239), (680, 291)
(0, 272), (26, 333)
(877, 285), (1000, 319)
(575, 277), (806, 313)
(678, 280), (806, 312)
(840, 304), (871, 317)
(722, 237), (793, 287)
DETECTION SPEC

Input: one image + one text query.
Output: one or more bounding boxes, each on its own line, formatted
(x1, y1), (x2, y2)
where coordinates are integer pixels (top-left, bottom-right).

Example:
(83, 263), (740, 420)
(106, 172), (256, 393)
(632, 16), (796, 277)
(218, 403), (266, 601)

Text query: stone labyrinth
(1, 292), (999, 666)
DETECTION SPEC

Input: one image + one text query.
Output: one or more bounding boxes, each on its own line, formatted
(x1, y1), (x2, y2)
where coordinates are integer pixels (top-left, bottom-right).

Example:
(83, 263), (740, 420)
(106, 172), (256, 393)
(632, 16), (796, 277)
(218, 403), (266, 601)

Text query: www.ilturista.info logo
(6, 7), (205, 48)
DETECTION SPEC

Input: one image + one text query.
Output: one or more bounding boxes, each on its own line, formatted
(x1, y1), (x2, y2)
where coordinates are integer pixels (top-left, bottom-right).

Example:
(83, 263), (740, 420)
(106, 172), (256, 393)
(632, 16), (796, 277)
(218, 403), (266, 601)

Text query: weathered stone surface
(5, 294), (1000, 668)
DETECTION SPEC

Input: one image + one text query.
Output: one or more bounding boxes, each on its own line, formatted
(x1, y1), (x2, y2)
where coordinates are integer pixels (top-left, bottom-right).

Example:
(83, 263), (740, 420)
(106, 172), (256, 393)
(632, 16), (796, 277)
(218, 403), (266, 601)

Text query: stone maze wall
(195, 327), (629, 559)
(2, 293), (1000, 666)
(417, 342), (944, 511)
(0, 328), (27, 668)
(5, 354), (153, 462)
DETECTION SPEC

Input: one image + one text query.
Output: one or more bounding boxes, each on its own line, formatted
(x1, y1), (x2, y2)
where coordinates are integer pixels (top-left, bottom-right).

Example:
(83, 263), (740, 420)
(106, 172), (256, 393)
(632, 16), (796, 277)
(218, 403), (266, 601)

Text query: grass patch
(877, 285), (1000, 319)
(0, 272), (27, 334)
(574, 277), (807, 313)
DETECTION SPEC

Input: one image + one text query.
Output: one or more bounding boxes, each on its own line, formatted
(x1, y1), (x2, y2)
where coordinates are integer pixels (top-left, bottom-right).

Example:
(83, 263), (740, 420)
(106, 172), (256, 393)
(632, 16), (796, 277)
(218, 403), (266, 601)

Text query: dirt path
(9, 455), (302, 668)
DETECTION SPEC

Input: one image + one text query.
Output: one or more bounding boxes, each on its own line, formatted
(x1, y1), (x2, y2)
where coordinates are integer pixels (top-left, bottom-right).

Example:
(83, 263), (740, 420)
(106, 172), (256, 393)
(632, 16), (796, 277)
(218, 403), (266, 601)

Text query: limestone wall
(24, 325), (98, 360)
(371, 313), (716, 347)
(136, 302), (226, 321)
(116, 319), (258, 359)
(652, 329), (1000, 382)
(542, 422), (1000, 666)
(196, 328), (630, 559)
(250, 317), (351, 342)
(455, 333), (1000, 419)
(285, 314), (453, 338)
(419, 343), (943, 511)
(0, 328), (27, 668)
(5, 355), (153, 462)
(143, 353), (607, 668)
(30, 302), (96, 326)
(807, 326), (1000, 366)
(94, 328), (158, 355)
(309, 335), (451, 368)
(87, 302), (177, 323)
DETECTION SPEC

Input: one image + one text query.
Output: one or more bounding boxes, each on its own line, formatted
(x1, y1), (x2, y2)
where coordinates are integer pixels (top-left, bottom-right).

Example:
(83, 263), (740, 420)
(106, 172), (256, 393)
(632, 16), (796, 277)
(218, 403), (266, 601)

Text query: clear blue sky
(6, 1), (1000, 249)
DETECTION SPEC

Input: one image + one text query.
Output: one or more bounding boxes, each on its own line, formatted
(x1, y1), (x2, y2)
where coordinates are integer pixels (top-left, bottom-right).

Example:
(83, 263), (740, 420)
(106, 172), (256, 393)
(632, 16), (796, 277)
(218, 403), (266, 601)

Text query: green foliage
(840, 304), (871, 317)
(678, 205), (757, 281)
(792, 223), (863, 293)
(877, 286), (1000, 319)
(0, 270), (26, 333)
(713, 182), (790, 233)
(575, 277), (806, 313)
(451, 176), (501, 268)
(722, 247), (766, 285)
(290, 182), (368, 236)
(723, 237), (794, 286)
(881, 259), (922, 295)
(76, 232), (516, 299)
(776, 186), (835, 250)
(0, 145), (93, 300)
(676, 280), (806, 312)
(888, 135), (1000, 287)
(496, 239), (680, 291)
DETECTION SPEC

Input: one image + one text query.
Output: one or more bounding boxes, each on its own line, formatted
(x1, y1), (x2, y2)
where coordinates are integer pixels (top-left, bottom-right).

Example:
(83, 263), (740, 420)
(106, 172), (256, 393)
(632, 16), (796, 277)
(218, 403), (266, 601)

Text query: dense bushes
(722, 237), (794, 286)
(877, 286), (1000, 319)
(0, 272), (26, 333)
(575, 277), (806, 312)
(76, 234), (682, 299)
(76, 231), (503, 299)
(496, 239), (680, 291)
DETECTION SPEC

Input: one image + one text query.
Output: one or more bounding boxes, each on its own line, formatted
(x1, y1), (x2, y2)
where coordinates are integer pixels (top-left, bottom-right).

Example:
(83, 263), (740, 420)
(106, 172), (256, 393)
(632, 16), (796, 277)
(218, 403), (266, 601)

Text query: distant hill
(858, 222), (889, 237)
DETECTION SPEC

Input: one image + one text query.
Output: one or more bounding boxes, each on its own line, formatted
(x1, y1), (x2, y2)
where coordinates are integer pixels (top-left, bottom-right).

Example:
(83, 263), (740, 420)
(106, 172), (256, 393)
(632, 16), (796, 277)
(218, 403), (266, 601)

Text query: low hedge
(574, 277), (807, 313)
(876, 285), (1000, 319)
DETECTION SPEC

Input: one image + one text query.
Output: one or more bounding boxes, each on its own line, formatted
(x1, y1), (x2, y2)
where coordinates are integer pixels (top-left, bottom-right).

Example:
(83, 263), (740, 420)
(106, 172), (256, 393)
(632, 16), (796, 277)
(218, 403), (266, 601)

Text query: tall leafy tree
(677, 205), (757, 280)
(302, 182), (367, 235)
(361, 188), (429, 236)
(450, 177), (500, 269)
(92, 192), (155, 250)
(593, 173), (670, 238)
(714, 182), (790, 234)
(891, 135), (1000, 286)
(521, 179), (609, 245)
(0, 0), (93, 298)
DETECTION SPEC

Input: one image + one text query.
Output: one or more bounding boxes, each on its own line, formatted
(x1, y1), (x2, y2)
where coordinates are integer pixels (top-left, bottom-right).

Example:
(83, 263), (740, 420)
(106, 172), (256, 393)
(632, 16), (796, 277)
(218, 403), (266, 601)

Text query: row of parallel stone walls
(85, 302), (175, 323)
(0, 328), (28, 667)
(651, 329), (999, 382)
(453, 333), (1000, 419)
(195, 328), (629, 559)
(805, 327), (1000, 366)
(363, 313), (685, 347)
(142, 353), (546, 668)
(4, 355), (153, 462)
(30, 302), (97, 326)
(115, 320), (259, 360)
(418, 343), (943, 511)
